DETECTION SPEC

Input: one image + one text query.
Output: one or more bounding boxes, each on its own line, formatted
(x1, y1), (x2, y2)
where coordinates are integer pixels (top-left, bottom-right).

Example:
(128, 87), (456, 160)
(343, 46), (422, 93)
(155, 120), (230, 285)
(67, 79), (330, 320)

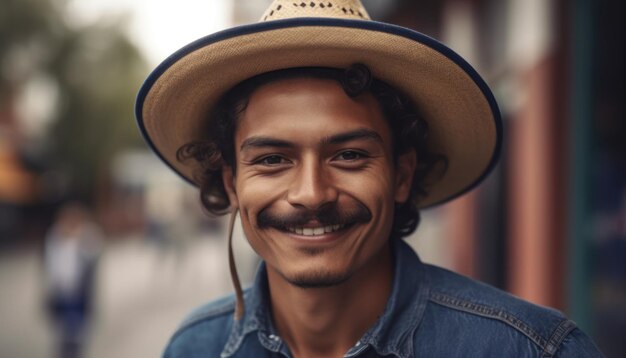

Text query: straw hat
(135, 0), (502, 208)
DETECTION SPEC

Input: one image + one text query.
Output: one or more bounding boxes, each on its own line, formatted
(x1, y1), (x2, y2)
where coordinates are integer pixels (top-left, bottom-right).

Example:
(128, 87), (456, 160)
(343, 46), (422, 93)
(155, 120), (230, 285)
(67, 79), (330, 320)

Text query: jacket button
(268, 334), (280, 341)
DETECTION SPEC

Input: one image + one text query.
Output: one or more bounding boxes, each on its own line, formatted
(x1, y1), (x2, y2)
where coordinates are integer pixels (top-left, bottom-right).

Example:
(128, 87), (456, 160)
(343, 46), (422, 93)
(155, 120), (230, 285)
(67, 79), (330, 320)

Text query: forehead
(235, 77), (392, 147)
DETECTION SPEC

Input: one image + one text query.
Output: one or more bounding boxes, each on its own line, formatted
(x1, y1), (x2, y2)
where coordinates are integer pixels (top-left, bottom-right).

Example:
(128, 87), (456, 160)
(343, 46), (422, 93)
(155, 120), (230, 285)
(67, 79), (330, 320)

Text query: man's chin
(284, 269), (352, 289)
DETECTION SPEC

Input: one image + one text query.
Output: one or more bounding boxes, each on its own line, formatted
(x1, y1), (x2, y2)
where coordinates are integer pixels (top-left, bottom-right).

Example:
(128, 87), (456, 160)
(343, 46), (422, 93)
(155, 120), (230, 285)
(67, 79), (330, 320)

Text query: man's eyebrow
(322, 128), (383, 145)
(239, 129), (383, 151)
(240, 136), (294, 151)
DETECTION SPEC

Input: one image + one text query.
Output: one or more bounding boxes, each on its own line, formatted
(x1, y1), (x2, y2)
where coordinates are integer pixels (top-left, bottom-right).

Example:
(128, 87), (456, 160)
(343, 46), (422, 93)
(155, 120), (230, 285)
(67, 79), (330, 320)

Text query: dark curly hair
(177, 64), (447, 238)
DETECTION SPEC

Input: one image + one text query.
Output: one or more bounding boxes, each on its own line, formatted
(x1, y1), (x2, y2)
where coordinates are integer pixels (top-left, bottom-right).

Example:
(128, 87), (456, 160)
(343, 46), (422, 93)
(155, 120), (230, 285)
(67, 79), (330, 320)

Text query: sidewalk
(0, 234), (255, 358)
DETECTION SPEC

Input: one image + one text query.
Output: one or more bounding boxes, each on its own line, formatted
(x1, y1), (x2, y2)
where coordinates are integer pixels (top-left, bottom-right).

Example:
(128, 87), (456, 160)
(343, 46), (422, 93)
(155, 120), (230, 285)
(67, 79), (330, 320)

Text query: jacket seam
(170, 302), (236, 343)
(429, 292), (548, 349)
(540, 319), (577, 358)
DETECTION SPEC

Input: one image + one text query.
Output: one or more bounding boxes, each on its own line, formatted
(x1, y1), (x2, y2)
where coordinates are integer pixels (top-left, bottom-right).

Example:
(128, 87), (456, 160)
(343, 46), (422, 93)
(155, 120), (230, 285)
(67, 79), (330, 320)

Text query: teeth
(286, 224), (345, 236)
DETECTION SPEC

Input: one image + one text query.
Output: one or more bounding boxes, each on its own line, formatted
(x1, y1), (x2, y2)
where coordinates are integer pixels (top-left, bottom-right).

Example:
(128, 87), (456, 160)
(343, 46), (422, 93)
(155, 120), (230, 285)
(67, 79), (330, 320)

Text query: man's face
(223, 77), (415, 288)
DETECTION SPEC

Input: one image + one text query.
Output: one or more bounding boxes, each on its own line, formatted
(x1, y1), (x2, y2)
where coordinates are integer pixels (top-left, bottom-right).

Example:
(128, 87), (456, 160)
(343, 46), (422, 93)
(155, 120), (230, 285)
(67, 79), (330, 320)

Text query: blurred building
(388, 1), (624, 356)
(233, 0), (624, 355)
(0, 86), (58, 245)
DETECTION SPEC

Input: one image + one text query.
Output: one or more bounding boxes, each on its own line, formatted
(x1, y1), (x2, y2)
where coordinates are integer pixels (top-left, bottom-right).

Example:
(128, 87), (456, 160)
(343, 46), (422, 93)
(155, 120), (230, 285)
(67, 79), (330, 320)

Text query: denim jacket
(164, 240), (603, 357)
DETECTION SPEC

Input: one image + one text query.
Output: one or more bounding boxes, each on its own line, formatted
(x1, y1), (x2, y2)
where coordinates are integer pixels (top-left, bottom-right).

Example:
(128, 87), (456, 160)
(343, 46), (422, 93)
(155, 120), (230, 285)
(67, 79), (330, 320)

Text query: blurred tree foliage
(1, 0), (148, 201)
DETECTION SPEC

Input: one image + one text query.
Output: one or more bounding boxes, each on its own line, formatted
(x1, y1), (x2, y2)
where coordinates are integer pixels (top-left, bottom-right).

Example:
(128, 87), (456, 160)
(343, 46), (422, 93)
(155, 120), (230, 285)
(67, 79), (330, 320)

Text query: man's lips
(283, 223), (347, 236)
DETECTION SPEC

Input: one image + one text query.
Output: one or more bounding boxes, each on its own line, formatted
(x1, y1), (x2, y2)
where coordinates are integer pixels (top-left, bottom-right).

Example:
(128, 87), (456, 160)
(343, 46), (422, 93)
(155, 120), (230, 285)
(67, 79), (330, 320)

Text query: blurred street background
(0, 0), (624, 357)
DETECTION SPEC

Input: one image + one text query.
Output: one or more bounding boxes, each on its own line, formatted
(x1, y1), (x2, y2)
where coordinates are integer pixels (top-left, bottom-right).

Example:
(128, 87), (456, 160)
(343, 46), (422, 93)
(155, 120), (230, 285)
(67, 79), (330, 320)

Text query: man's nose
(286, 158), (338, 210)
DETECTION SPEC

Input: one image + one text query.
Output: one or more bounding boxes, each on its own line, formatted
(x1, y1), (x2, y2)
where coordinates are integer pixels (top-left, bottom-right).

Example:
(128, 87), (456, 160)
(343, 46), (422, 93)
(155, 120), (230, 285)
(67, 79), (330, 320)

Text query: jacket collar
(221, 239), (429, 358)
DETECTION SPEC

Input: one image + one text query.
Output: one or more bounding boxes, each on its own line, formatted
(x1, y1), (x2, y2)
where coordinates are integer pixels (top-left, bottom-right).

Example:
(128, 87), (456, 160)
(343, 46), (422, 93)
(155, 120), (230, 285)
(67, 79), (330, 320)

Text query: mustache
(256, 202), (372, 229)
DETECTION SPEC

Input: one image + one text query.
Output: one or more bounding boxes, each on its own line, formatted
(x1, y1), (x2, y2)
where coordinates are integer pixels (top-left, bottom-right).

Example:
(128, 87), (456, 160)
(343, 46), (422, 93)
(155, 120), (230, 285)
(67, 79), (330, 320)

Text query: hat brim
(136, 18), (502, 209)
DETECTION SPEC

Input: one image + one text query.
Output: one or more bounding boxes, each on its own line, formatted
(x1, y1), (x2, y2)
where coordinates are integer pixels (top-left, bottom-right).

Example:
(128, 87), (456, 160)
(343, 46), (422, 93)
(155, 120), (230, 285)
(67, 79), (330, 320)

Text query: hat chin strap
(228, 208), (245, 320)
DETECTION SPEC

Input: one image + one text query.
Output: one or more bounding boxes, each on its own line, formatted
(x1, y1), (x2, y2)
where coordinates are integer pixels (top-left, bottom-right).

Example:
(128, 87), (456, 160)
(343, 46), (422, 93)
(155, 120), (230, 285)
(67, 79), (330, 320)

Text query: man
(136, 1), (603, 357)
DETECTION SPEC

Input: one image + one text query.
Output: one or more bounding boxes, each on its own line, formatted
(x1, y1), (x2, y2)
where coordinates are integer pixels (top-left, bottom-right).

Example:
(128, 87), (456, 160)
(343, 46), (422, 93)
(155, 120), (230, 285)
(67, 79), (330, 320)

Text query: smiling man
(228, 75), (408, 290)
(136, 1), (602, 357)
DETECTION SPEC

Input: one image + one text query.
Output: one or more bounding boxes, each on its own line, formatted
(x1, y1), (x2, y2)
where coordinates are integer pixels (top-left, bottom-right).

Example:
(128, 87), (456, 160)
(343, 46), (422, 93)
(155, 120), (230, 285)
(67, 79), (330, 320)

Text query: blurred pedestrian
(43, 202), (102, 358)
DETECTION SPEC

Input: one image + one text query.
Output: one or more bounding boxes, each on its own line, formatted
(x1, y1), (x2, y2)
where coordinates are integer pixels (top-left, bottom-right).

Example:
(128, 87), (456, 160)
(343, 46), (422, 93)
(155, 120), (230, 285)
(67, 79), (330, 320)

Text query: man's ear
(222, 166), (239, 209)
(394, 149), (417, 203)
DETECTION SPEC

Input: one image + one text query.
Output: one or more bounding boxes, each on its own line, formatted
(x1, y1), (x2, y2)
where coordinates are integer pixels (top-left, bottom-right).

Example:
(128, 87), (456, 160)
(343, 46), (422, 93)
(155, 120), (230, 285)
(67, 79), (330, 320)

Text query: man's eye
(256, 155), (287, 165)
(335, 150), (365, 161)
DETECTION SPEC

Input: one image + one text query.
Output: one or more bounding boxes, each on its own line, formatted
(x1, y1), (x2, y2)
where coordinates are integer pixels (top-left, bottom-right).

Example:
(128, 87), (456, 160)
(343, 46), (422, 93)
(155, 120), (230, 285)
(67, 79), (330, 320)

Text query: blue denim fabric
(163, 240), (603, 357)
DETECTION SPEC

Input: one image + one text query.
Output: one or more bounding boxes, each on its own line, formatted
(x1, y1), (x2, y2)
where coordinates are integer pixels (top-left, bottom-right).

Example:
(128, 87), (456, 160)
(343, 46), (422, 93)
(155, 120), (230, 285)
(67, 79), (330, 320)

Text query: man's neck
(266, 244), (393, 358)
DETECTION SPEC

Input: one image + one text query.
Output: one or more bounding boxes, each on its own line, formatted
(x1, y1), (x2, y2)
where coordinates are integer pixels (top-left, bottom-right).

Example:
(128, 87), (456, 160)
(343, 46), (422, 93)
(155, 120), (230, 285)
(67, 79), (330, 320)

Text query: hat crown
(260, 0), (370, 22)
